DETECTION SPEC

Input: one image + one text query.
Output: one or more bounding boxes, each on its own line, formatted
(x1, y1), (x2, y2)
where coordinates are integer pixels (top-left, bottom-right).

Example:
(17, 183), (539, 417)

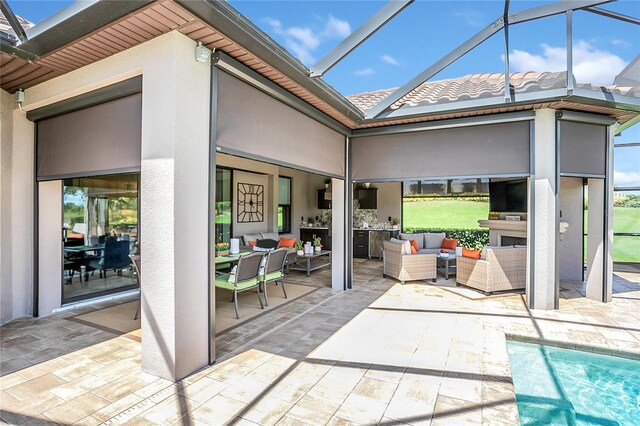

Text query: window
(62, 173), (139, 303)
(402, 178), (490, 230)
(278, 176), (292, 233)
(216, 168), (233, 243)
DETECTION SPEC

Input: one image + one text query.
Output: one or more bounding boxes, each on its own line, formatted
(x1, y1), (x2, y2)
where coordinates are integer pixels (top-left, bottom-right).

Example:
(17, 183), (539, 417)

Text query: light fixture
(195, 42), (211, 63)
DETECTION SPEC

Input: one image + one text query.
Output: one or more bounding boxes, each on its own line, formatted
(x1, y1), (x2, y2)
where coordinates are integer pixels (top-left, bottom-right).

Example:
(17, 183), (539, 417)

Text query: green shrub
(402, 227), (489, 250)
(614, 195), (640, 208)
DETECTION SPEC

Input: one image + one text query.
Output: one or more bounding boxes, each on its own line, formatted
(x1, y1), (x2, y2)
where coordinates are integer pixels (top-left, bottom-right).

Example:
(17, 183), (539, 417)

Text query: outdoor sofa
(382, 240), (437, 284)
(456, 246), (526, 295)
(399, 232), (455, 254)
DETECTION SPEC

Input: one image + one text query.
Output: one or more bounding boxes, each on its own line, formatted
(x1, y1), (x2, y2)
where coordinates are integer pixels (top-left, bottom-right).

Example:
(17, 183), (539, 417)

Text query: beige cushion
(261, 232), (279, 241)
(242, 233), (263, 246)
(399, 233), (424, 249)
(390, 238), (411, 255)
(424, 233), (445, 249)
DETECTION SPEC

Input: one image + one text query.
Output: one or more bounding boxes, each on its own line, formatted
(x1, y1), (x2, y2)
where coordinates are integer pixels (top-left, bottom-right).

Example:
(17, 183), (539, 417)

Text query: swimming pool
(507, 340), (640, 426)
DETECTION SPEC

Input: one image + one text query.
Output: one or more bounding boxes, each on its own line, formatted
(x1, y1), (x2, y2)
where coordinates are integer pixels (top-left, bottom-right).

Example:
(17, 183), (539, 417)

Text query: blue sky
(8, 0), (640, 187)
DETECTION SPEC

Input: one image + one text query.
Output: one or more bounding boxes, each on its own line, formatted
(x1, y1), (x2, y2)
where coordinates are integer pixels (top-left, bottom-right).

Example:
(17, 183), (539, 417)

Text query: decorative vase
(217, 250), (229, 257)
(315, 246), (321, 252)
(296, 250), (304, 256)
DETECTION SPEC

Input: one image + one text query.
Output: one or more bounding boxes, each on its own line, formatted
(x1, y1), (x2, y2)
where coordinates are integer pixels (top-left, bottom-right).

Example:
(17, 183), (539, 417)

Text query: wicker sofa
(456, 246), (526, 295)
(382, 240), (437, 284)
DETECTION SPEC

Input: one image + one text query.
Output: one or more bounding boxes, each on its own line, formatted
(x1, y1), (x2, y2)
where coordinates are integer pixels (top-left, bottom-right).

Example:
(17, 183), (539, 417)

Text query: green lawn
(612, 207), (640, 234)
(402, 199), (489, 230)
(403, 199), (639, 263)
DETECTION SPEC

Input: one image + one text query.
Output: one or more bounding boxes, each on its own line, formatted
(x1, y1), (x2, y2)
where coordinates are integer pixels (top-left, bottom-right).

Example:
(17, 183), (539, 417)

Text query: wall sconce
(195, 42), (211, 63)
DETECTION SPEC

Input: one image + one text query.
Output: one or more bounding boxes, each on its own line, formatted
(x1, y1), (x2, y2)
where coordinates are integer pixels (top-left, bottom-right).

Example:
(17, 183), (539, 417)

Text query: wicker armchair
(456, 247), (526, 295)
(382, 241), (437, 284)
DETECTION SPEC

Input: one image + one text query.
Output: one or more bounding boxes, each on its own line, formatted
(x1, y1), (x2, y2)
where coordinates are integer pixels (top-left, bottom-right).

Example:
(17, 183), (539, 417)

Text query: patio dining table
(63, 244), (105, 253)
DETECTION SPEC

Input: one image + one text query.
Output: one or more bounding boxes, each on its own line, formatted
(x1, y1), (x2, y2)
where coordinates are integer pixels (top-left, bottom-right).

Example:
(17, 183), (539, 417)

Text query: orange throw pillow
(442, 238), (458, 250)
(278, 237), (296, 248)
(410, 245), (417, 255)
(409, 239), (420, 253)
(249, 241), (257, 247)
(462, 248), (481, 259)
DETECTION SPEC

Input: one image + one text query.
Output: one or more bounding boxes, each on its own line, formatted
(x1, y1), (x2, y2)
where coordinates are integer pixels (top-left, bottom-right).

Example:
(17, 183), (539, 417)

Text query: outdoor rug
(67, 300), (141, 341)
(67, 281), (319, 339)
(215, 281), (319, 335)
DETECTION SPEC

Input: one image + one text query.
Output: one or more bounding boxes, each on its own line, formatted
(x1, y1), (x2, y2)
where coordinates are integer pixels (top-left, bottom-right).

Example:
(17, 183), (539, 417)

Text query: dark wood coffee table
(288, 250), (331, 277)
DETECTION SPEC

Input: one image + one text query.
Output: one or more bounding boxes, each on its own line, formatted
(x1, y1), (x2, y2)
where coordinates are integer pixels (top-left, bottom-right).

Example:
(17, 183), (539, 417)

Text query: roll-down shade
(351, 121), (531, 181)
(217, 71), (345, 177)
(37, 93), (142, 180)
(560, 121), (607, 176)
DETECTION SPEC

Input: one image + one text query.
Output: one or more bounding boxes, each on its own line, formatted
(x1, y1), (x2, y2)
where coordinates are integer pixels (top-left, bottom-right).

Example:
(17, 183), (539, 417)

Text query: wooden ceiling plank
(141, 8), (178, 30)
(154, 3), (190, 26)
(160, 0), (196, 22)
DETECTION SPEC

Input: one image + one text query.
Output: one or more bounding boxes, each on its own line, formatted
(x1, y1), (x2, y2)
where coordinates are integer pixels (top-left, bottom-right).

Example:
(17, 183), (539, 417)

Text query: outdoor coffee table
(437, 253), (456, 280)
(288, 250), (331, 277)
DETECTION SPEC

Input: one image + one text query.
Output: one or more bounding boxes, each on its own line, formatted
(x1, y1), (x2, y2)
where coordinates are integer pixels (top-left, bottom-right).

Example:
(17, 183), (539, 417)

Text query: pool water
(507, 341), (640, 425)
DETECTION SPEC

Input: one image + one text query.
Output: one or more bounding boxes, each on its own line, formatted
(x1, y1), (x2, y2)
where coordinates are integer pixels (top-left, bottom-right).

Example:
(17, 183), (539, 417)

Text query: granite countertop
(300, 226), (329, 230)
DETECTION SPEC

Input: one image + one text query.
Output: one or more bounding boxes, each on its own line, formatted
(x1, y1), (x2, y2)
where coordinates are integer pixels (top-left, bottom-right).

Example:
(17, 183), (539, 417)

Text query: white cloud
(322, 15), (351, 39)
(453, 9), (486, 28)
(611, 38), (631, 48)
(380, 54), (399, 66)
(264, 15), (351, 65)
(509, 40), (628, 85)
(614, 171), (640, 187)
(354, 68), (375, 76)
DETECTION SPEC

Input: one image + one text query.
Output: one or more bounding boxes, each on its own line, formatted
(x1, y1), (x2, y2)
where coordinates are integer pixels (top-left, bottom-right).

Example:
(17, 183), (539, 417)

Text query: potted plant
(215, 242), (230, 257)
(295, 241), (304, 256)
(313, 237), (322, 252)
(391, 218), (399, 230)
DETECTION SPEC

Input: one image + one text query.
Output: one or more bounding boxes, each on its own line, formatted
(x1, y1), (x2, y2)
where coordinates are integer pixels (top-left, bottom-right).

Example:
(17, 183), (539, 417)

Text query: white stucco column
(531, 109), (558, 310)
(38, 181), (62, 317)
(139, 33), (211, 381)
(586, 178), (605, 301)
(331, 178), (345, 291)
(22, 31), (212, 380)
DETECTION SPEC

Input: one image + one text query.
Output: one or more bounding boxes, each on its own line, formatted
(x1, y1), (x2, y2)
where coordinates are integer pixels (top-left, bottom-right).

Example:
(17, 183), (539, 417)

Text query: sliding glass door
(62, 173), (139, 303)
(215, 168), (232, 244)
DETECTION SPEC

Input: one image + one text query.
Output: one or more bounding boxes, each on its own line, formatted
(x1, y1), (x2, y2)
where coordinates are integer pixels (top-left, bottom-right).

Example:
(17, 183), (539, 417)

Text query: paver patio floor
(1, 261), (639, 425)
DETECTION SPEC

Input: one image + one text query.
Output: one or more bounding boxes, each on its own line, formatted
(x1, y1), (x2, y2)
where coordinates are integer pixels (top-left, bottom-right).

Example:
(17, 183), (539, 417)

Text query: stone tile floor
(1, 261), (639, 425)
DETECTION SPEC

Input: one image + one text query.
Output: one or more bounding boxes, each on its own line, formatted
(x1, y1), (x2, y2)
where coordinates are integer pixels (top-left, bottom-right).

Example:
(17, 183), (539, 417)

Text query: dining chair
(88, 240), (130, 279)
(129, 255), (141, 320)
(260, 248), (289, 306)
(215, 252), (265, 319)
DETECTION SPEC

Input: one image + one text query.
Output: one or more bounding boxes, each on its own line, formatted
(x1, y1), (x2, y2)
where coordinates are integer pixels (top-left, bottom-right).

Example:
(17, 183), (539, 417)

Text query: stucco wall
(375, 182), (402, 225)
(216, 153), (325, 240)
(559, 177), (584, 282)
(1, 89), (34, 325)
(1, 89), (13, 324)
(22, 31), (211, 380)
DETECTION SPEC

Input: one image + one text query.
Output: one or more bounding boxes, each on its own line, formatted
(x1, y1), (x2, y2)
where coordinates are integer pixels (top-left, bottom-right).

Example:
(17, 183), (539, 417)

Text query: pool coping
(505, 333), (640, 362)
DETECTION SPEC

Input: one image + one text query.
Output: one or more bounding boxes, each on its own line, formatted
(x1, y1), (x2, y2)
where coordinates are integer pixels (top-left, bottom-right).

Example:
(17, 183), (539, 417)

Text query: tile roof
(347, 71), (640, 114)
(0, 12), (33, 40)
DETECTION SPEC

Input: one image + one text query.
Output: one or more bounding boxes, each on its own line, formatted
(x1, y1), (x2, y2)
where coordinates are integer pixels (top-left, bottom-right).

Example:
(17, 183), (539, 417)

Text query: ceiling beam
(584, 6), (640, 25)
(309, 0), (413, 78)
(365, 0), (614, 119)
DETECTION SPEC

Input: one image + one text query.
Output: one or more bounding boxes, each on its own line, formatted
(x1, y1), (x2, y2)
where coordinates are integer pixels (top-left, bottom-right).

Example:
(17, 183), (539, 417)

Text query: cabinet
(355, 188), (377, 209)
(317, 189), (331, 209)
(300, 228), (331, 250)
(353, 230), (369, 258)
(368, 230), (399, 259)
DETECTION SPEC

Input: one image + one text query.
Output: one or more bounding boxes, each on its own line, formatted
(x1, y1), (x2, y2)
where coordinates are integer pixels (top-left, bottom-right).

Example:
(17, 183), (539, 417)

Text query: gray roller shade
(560, 121), (606, 176)
(37, 93), (142, 180)
(352, 121), (531, 181)
(217, 72), (345, 177)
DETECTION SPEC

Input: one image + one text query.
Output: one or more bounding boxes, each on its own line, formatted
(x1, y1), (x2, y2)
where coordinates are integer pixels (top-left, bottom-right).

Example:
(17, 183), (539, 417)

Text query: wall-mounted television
(489, 179), (527, 212)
